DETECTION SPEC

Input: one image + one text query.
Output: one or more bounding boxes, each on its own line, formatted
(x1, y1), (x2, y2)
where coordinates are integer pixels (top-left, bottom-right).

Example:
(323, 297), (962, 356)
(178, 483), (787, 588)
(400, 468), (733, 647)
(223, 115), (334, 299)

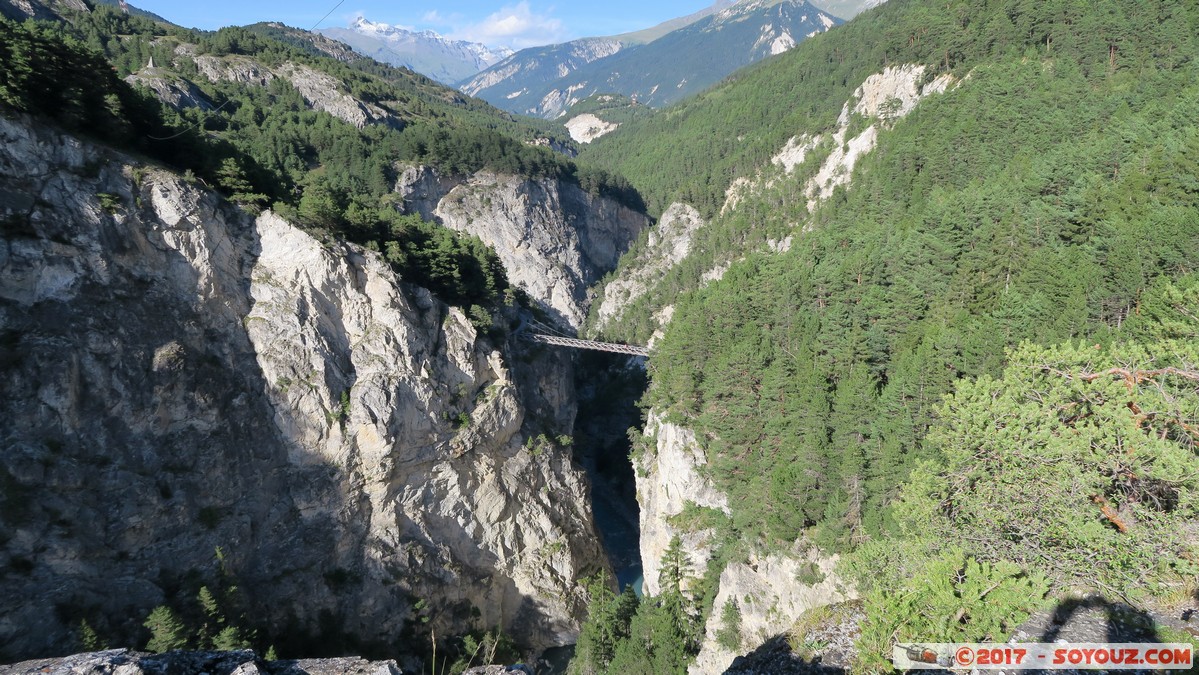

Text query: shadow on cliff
(722, 635), (846, 674)
(571, 349), (647, 590)
(1032, 595), (1162, 644)
(0, 153), (384, 662)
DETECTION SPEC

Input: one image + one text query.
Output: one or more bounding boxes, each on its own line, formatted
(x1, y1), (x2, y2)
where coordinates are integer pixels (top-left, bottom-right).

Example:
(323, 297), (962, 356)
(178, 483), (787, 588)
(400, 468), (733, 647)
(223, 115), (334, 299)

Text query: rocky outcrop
(0, 115), (606, 661)
(633, 409), (852, 673)
(691, 551), (850, 674)
(804, 64), (954, 210)
(275, 62), (393, 129)
(189, 56), (393, 129)
(0, 649), (403, 675)
(395, 166), (648, 330)
(124, 70), (214, 111)
(591, 203), (704, 332)
(193, 54), (277, 87)
(633, 411), (730, 597)
(524, 136), (577, 158)
(394, 165), (467, 223)
(0, 0), (86, 21)
(722, 64), (956, 215)
(564, 114), (619, 144)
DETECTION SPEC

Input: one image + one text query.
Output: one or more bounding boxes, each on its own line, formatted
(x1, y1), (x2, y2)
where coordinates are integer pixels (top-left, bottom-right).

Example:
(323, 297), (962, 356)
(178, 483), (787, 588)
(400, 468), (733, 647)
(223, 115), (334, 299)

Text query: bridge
(521, 320), (650, 357)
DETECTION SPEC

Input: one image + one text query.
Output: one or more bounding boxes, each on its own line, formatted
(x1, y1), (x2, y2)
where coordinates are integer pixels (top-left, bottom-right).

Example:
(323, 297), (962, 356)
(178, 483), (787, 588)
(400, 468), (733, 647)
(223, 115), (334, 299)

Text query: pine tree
(78, 618), (106, 651)
(144, 605), (189, 653)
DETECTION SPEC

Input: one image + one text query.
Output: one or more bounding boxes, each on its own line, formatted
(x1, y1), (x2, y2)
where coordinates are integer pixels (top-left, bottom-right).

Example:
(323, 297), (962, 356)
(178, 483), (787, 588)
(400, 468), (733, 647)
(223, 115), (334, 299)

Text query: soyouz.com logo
(894, 643), (1195, 670)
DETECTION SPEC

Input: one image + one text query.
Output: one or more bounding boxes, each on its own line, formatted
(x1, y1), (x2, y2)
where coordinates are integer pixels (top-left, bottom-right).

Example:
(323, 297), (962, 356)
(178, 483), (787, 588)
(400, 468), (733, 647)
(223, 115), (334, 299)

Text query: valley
(1, 0), (1197, 673)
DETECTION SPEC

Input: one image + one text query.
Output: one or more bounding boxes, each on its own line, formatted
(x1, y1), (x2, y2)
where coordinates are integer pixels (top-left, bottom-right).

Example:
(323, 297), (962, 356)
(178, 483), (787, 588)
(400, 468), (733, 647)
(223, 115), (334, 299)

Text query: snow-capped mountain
(465, 0), (842, 119)
(317, 17), (513, 85)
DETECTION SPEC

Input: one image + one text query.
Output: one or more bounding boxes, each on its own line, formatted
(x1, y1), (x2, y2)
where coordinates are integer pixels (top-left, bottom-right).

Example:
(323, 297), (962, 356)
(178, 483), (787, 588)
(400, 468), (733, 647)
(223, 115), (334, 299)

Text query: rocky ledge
(0, 649), (401, 675)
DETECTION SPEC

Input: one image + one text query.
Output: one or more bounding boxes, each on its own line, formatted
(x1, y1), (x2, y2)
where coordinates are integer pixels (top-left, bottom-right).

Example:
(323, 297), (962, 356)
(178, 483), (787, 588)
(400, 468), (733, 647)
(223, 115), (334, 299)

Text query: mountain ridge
(462, 0), (841, 119)
(317, 16), (513, 85)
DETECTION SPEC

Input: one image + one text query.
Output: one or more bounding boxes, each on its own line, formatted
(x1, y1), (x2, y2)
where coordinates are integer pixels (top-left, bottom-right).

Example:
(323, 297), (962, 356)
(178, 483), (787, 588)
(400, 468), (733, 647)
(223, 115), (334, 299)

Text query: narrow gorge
(0, 112), (646, 665)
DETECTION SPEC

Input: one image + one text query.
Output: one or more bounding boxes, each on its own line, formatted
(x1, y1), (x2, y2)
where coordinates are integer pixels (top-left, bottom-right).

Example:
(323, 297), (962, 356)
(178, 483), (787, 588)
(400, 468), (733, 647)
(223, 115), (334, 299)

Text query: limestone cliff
(690, 551), (850, 674)
(0, 649), (403, 675)
(634, 410), (853, 674)
(590, 203), (704, 333)
(633, 411), (729, 598)
(0, 115), (606, 660)
(394, 165), (648, 331)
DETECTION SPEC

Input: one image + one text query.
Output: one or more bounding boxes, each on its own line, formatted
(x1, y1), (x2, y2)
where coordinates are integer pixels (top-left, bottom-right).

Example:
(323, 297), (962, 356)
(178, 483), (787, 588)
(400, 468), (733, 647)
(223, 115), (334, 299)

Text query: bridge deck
(525, 333), (650, 357)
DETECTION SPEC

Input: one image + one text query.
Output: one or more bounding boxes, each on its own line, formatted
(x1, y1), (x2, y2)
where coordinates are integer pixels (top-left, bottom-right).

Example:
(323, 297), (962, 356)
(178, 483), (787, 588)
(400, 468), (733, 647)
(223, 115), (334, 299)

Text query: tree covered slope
(571, 1), (1199, 670)
(638, 0), (1199, 545)
(462, 0), (840, 119)
(0, 3), (643, 318)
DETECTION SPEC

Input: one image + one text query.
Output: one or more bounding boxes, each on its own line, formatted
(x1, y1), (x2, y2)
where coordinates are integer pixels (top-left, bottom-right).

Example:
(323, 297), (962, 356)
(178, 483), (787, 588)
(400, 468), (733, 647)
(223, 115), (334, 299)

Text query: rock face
(802, 64), (954, 211)
(721, 63), (956, 215)
(0, 0), (87, 21)
(0, 649), (403, 675)
(275, 62), (392, 129)
(395, 165), (648, 330)
(124, 70), (214, 111)
(691, 551), (850, 674)
(0, 115), (606, 660)
(564, 114), (619, 144)
(188, 55), (394, 129)
(634, 410), (853, 673)
(591, 202), (704, 332)
(193, 54), (277, 87)
(634, 411), (730, 598)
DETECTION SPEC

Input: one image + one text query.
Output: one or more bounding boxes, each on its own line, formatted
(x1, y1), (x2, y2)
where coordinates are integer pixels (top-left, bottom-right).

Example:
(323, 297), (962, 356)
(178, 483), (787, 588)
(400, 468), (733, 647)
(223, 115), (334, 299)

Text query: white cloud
(450, 2), (566, 49)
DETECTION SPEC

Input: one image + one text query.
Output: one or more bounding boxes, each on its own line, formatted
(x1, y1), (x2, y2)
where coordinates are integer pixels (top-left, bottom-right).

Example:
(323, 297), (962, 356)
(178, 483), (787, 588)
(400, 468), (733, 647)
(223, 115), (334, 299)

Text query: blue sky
(132, 0), (720, 49)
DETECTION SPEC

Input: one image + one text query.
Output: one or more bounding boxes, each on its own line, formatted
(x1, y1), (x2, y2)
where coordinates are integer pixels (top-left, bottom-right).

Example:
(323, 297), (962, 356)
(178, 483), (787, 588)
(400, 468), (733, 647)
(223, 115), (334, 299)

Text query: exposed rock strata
(0, 649), (403, 675)
(634, 411), (730, 598)
(564, 114), (619, 144)
(591, 203), (705, 332)
(0, 115), (605, 661)
(633, 409), (854, 674)
(395, 165), (648, 330)
(188, 55), (394, 129)
(691, 551), (850, 674)
(124, 70), (214, 110)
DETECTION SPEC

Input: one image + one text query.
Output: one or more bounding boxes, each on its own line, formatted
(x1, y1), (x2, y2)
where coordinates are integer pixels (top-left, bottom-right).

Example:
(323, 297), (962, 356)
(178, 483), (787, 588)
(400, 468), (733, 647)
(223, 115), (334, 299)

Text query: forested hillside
(572, 0), (1199, 671)
(0, 4), (642, 318)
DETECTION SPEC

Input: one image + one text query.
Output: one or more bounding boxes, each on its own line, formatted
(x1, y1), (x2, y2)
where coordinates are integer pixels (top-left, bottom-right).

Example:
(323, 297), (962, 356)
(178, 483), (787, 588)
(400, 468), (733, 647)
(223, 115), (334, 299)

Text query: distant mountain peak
(347, 15), (513, 62)
(462, 0), (841, 119)
(316, 16), (513, 84)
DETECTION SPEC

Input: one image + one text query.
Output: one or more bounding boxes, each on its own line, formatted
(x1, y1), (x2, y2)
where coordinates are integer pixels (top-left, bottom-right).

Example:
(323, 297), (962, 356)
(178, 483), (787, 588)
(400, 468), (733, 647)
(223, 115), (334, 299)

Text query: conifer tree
(144, 605), (189, 653)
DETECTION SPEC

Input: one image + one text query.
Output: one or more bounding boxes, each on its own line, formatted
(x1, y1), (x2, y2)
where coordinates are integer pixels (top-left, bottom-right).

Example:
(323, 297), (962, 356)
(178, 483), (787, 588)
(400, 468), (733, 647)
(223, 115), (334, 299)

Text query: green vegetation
(715, 599), (742, 652)
(0, 8), (642, 315)
(572, 538), (708, 674)
(582, 0), (1199, 217)
(633, 0), (1199, 549)
(570, 573), (641, 675)
(139, 549), (264, 654)
(846, 334), (1199, 672)
(143, 605), (189, 653)
(851, 550), (1050, 672)
(575, 0), (1199, 670)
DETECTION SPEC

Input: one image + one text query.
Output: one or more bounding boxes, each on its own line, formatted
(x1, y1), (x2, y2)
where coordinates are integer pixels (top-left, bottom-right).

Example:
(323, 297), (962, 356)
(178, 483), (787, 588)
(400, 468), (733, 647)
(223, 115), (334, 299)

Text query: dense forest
(571, 0), (1199, 672)
(0, 5), (643, 320)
